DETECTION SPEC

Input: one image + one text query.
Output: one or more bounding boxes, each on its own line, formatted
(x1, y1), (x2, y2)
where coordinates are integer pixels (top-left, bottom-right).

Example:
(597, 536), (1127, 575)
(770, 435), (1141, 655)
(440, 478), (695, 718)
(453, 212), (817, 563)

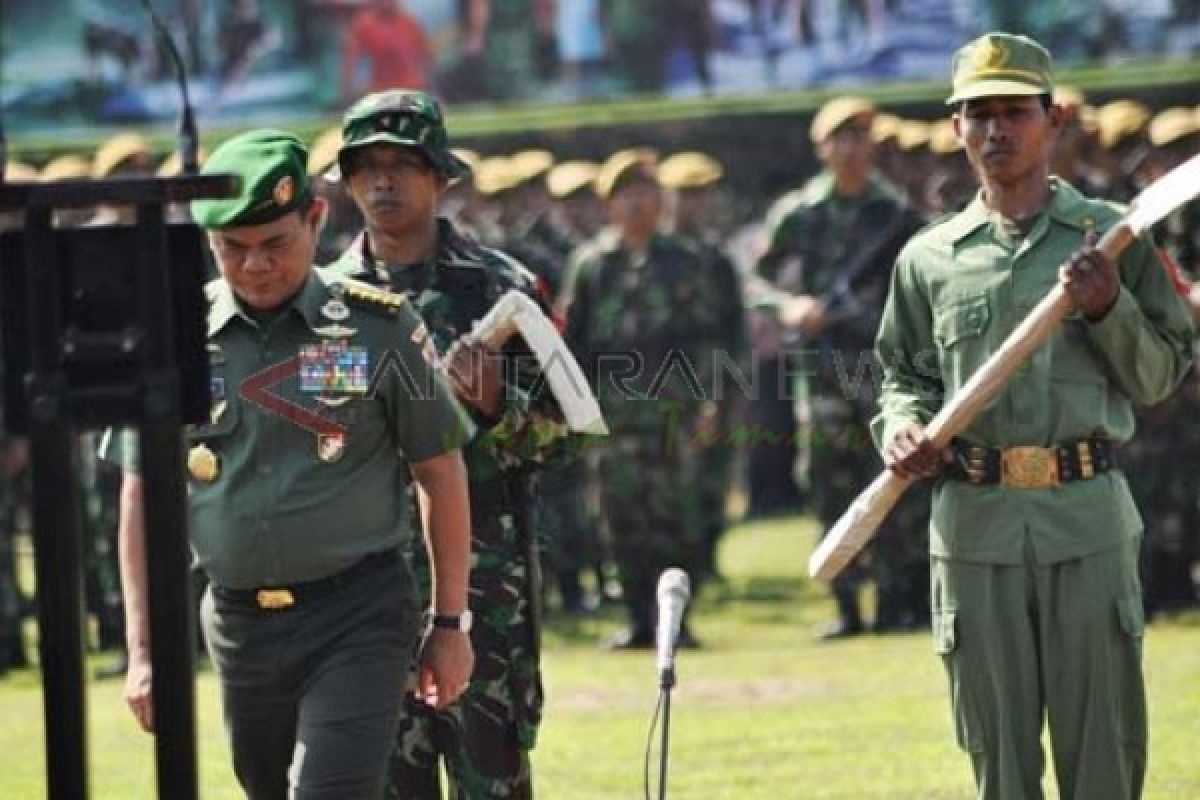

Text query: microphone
(655, 568), (691, 688)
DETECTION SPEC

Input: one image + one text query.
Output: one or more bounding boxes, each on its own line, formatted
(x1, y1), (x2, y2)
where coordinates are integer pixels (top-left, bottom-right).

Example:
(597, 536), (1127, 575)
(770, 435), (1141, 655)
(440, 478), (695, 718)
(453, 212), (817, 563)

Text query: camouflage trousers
(802, 392), (930, 629)
(387, 511), (542, 800)
(593, 431), (705, 634)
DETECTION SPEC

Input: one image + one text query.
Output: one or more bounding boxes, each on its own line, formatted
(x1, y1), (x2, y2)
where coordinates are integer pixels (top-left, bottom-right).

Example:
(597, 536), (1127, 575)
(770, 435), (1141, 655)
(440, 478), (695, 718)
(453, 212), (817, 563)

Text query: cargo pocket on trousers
(1115, 592), (1148, 749)
(933, 609), (984, 754)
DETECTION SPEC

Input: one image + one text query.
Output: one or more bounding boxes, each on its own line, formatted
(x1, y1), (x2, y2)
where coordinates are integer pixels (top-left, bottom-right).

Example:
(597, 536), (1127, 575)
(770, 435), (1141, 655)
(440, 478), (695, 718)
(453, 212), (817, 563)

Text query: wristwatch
(429, 610), (473, 633)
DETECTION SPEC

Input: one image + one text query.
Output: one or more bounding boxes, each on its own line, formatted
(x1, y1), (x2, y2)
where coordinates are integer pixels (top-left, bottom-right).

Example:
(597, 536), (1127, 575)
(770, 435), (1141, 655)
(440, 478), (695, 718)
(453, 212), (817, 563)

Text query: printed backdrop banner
(2, 0), (1196, 137)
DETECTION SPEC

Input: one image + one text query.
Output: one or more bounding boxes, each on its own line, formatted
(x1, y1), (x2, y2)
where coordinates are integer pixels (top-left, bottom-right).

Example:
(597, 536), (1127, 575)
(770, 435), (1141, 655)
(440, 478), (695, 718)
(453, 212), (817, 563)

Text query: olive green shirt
(873, 179), (1194, 565)
(104, 270), (472, 588)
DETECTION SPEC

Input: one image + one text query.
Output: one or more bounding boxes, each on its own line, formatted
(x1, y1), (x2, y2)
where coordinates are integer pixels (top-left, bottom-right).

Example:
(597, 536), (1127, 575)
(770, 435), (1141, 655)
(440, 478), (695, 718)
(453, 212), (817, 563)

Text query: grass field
(2, 516), (1198, 799)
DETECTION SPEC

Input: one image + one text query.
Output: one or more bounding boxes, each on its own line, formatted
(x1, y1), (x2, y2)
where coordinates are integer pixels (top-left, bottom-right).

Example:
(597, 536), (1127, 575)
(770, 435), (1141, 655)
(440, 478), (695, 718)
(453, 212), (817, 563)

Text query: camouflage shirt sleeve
(475, 248), (576, 470)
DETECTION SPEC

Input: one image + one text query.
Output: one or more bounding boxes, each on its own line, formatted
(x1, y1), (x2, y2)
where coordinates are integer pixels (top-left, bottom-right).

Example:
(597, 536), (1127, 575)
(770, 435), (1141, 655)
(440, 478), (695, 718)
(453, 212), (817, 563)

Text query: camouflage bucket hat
(947, 32), (1053, 105)
(336, 89), (468, 181)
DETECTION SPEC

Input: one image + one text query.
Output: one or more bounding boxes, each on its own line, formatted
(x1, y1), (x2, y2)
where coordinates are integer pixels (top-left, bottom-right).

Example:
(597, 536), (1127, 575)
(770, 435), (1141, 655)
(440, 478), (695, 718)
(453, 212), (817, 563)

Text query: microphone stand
(658, 664), (675, 800)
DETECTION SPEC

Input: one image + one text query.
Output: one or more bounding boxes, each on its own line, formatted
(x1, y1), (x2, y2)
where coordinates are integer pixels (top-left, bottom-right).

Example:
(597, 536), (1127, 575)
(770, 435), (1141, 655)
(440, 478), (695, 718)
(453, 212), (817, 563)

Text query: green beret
(947, 32), (1053, 105)
(337, 89), (468, 181)
(191, 129), (312, 229)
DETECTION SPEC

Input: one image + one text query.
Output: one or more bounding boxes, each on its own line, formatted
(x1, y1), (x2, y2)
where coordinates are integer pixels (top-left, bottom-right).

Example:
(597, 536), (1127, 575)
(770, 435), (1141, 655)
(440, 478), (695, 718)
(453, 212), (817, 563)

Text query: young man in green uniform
(875, 34), (1194, 799)
(106, 129), (475, 800)
(328, 90), (569, 799)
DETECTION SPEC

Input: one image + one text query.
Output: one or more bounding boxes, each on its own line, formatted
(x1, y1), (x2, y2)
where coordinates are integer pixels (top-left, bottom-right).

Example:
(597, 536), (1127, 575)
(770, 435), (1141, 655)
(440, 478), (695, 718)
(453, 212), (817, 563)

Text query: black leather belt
(945, 438), (1117, 488)
(212, 549), (398, 611)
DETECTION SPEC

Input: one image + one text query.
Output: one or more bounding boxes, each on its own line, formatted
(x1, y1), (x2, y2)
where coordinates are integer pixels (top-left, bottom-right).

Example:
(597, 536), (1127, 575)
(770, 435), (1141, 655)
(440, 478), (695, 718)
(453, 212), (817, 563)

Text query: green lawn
(2, 516), (1198, 799)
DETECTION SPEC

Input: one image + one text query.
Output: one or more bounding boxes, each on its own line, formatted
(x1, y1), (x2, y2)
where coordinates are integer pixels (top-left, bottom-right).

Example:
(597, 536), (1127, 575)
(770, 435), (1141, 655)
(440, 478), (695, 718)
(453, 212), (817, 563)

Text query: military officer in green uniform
(328, 90), (570, 799)
(757, 96), (927, 637)
(104, 129), (476, 800)
(876, 34), (1194, 799)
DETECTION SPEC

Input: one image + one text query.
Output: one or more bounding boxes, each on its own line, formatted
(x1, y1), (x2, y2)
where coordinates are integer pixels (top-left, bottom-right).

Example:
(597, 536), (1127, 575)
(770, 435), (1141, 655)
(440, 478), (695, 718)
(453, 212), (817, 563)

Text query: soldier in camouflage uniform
(474, 151), (572, 301)
(533, 161), (606, 613)
(563, 150), (743, 647)
(659, 152), (746, 579)
(1124, 111), (1200, 614)
(329, 90), (570, 799)
(757, 97), (929, 636)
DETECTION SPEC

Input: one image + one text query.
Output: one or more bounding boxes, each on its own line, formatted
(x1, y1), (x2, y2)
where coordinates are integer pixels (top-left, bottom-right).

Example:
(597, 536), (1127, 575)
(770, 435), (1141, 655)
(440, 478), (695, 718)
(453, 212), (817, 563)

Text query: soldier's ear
(306, 196), (330, 235)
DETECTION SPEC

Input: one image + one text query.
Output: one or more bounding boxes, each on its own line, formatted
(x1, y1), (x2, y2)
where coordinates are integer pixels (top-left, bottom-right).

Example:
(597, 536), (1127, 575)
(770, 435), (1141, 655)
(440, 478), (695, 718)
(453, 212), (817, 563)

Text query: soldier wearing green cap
(876, 32), (1194, 799)
(328, 89), (572, 799)
(103, 128), (476, 800)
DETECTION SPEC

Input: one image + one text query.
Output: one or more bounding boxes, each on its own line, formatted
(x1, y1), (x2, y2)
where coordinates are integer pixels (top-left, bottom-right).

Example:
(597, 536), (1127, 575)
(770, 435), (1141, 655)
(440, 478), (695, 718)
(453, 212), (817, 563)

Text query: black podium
(0, 173), (235, 800)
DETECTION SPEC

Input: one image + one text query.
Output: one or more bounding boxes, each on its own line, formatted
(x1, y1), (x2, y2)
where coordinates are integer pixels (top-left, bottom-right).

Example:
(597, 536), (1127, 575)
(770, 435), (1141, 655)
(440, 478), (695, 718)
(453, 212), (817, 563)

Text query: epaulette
(330, 275), (408, 317)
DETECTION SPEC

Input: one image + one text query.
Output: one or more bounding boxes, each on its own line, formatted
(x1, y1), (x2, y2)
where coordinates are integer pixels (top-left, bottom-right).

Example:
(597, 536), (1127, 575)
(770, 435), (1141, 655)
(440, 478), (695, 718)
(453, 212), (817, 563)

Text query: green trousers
(931, 537), (1147, 800)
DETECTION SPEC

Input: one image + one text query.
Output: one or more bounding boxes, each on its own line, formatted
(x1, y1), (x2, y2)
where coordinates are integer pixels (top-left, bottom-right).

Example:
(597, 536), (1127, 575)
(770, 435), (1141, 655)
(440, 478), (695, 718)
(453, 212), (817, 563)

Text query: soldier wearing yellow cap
(40, 154), (92, 182)
(92, 132), (153, 179)
(156, 147), (209, 178)
(306, 126), (360, 263)
(3, 161), (38, 183)
(759, 93), (928, 640)
(563, 147), (742, 650)
(657, 150), (746, 581)
(1050, 87), (1108, 197)
(879, 32), (1194, 800)
(1097, 99), (1152, 200)
(1126, 101), (1200, 646)
(925, 118), (976, 214)
(100, 128), (474, 800)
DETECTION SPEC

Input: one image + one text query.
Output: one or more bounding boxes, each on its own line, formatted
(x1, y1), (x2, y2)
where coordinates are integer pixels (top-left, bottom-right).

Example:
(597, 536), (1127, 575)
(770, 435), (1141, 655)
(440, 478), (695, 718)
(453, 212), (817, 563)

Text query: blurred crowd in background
(7, 0), (1200, 128)
(1, 88), (1198, 674)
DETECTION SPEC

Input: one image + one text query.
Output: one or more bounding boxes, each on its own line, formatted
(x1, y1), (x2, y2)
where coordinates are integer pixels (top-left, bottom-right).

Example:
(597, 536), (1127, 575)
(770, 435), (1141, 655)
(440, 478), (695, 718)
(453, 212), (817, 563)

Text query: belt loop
(966, 445), (987, 484)
(1077, 440), (1094, 480)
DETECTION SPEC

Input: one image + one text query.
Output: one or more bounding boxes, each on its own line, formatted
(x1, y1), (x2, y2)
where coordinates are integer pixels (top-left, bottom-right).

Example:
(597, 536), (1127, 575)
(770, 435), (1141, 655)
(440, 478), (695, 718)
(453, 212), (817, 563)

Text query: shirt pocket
(934, 293), (991, 392)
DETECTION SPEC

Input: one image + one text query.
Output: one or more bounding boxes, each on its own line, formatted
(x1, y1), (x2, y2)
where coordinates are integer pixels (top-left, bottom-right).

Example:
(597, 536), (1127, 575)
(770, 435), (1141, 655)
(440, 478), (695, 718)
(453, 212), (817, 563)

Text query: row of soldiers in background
(2, 92), (1199, 673)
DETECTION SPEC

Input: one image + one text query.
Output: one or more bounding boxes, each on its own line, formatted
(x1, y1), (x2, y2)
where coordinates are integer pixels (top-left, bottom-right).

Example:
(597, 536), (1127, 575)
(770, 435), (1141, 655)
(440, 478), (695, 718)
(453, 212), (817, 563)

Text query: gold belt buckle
(1001, 446), (1059, 489)
(255, 589), (295, 610)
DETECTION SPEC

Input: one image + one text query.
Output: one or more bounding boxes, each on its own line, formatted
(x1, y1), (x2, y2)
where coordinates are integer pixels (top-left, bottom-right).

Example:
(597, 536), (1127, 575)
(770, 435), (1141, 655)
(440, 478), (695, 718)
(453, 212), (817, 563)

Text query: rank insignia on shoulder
(335, 278), (406, 317)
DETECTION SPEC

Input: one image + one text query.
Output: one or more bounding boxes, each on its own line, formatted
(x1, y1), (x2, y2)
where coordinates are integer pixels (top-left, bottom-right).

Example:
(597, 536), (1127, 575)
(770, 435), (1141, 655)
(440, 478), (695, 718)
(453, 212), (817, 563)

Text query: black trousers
(201, 557), (422, 800)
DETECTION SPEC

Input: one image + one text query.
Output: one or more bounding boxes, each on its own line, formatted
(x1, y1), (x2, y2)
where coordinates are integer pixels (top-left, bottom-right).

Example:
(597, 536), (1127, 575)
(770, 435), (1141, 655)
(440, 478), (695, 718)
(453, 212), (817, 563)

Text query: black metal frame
(0, 174), (235, 800)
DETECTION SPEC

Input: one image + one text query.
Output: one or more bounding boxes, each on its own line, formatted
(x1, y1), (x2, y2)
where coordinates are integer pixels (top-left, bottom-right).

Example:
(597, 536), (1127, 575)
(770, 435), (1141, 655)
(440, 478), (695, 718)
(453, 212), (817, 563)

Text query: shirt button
(258, 464), (273, 477)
